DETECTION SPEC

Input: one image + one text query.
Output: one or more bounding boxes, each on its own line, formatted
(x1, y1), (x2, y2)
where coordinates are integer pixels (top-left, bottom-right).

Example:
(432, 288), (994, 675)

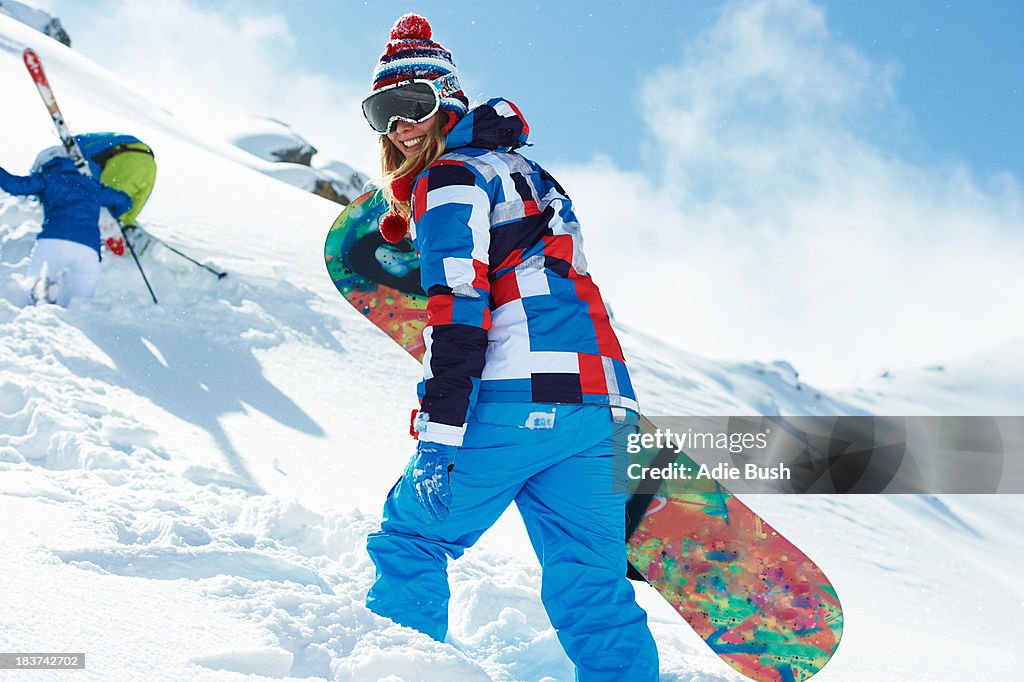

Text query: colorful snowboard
(325, 190), (843, 682)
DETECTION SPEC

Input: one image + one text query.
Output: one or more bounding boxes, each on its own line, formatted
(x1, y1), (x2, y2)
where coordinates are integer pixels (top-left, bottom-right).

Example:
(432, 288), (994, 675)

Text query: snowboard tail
(325, 190), (843, 681)
(626, 434), (843, 681)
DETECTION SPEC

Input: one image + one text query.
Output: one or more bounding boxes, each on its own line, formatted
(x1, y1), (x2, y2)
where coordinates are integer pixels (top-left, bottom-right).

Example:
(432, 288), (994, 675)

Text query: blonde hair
(379, 115), (449, 221)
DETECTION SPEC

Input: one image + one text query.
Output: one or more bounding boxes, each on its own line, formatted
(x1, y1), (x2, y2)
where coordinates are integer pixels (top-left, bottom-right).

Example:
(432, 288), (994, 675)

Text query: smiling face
(387, 116), (438, 159)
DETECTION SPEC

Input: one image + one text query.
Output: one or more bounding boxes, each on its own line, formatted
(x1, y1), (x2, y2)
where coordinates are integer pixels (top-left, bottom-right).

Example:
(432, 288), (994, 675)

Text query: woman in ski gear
(0, 151), (132, 305)
(362, 15), (658, 681)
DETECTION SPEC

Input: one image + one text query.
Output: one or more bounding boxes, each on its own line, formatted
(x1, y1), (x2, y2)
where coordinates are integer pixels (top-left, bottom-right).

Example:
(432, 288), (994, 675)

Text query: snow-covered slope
(836, 338), (1024, 416)
(1, 15), (1022, 682)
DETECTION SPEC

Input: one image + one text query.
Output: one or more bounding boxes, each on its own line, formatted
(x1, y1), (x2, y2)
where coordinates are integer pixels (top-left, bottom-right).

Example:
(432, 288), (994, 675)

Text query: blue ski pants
(366, 402), (659, 681)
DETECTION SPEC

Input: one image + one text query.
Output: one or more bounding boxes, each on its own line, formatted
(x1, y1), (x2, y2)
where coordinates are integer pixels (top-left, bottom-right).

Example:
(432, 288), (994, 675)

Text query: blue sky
(251, 0), (1024, 178)
(44, 0), (1024, 385)
(52, 0), (1023, 176)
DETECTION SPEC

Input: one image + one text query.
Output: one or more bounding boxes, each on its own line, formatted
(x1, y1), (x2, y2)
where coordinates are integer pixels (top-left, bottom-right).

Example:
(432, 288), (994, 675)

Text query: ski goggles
(361, 73), (461, 134)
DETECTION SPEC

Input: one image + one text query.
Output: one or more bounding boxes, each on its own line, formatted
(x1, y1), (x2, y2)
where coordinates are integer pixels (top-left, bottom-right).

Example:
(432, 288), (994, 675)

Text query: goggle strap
(434, 73), (461, 99)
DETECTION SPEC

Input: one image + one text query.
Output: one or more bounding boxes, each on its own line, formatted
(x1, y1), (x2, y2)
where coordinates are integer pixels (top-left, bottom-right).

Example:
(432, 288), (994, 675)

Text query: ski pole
(154, 239), (228, 279)
(121, 224), (158, 304)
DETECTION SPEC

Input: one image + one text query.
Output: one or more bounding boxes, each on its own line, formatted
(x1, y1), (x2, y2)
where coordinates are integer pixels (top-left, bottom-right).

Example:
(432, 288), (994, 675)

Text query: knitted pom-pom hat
(372, 14), (469, 119)
(373, 14), (469, 242)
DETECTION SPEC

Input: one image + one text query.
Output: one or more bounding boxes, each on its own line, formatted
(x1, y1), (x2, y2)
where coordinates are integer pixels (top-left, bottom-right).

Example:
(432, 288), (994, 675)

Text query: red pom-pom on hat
(380, 211), (409, 243)
(390, 14), (431, 40)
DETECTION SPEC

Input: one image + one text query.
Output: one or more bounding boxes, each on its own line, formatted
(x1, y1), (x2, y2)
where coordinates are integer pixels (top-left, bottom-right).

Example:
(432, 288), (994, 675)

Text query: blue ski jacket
(0, 157), (132, 255)
(410, 99), (638, 447)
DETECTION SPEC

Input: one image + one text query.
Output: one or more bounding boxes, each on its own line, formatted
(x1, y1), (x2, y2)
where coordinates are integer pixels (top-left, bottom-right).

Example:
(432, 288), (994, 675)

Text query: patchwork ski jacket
(411, 98), (638, 446)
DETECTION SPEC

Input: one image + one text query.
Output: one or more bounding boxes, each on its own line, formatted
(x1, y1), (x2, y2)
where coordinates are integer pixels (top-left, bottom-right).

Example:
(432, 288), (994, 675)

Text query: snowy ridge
(836, 337), (1024, 416)
(2, 12), (1022, 682)
(0, 0), (69, 46)
(226, 117), (319, 165)
(224, 117), (371, 204)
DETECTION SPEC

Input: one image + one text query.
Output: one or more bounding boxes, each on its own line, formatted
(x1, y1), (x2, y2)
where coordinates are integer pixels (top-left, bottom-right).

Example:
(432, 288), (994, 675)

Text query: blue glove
(401, 441), (456, 523)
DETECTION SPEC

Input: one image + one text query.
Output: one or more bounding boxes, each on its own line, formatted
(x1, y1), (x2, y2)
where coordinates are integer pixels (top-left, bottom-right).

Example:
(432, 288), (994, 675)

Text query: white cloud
(556, 0), (1024, 386)
(60, 0), (379, 175)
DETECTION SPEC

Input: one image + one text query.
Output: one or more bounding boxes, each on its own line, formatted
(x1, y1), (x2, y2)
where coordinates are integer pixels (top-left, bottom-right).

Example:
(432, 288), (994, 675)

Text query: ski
(22, 48), (124, 256)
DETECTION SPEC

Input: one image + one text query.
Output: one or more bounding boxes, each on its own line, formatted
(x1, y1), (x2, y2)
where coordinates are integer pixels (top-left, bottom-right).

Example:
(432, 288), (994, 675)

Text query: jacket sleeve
(98, 184), (133, 219)
(411, 162), (492, 447)
(0, 166), (44, 196)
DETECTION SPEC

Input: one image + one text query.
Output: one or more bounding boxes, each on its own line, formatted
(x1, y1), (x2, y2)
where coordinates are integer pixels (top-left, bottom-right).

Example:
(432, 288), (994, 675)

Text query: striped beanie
(372, 14), (469, 121)
(374, 14), (469, 244)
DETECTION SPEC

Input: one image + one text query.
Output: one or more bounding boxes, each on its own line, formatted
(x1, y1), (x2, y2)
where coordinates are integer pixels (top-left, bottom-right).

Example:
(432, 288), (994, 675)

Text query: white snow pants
(28, 238), (100, 306)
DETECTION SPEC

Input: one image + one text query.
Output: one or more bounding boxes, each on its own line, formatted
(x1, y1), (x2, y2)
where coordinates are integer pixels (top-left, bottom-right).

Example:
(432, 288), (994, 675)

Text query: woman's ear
(440, 111), (459, 136)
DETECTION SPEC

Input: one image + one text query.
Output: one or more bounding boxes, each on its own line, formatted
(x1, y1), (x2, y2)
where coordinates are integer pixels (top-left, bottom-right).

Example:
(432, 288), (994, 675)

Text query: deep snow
(1, 15), (1022, 682)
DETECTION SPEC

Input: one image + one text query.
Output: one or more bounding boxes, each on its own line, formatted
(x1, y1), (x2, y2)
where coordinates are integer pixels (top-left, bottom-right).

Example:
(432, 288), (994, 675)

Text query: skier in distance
(360, 14), (659, 680)
(0, 146), (131, 306)
(33, 132), (159, 257)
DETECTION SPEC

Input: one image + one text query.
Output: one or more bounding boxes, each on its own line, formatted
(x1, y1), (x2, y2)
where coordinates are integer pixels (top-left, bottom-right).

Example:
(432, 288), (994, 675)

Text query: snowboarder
(0, 147), (132, 305)
(34, 132), (158, 256)
(361, 15), (659, 680)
